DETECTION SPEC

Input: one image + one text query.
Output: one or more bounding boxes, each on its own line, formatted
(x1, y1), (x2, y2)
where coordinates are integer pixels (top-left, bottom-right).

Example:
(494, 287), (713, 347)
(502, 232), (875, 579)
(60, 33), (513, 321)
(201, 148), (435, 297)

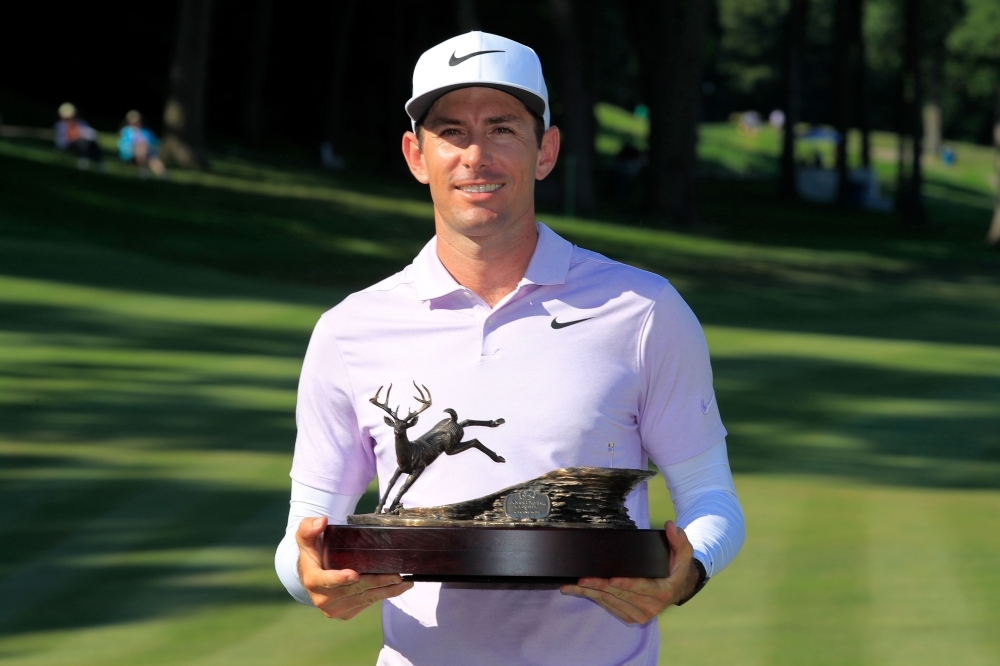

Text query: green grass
(0, 123), (998, 665)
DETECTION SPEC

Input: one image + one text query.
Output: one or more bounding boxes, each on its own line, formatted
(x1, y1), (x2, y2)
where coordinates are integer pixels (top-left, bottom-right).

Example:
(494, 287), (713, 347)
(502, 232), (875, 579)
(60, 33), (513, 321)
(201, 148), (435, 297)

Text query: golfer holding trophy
(276, 31), (745, 666)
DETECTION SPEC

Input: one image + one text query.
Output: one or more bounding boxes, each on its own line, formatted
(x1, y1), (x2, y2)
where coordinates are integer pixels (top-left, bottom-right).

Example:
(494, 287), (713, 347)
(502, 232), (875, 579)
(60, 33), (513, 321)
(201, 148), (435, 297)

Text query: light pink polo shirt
(290, 222), (726, 666)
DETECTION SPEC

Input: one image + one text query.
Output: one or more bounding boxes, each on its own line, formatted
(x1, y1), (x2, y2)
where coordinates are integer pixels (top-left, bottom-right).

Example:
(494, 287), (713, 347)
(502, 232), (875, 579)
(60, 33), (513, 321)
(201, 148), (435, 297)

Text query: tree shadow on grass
(0, 302), (313, 358)
(0, 151), (426, 299)
(0, 463), (383, 640)
(716, 355), (1000, 489)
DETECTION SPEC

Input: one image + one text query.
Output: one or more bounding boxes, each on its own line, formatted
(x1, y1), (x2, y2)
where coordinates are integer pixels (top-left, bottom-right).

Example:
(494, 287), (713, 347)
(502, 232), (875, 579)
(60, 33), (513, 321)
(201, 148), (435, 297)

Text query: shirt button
(487, 317), (495, 326)
(464, 291), (473, 299)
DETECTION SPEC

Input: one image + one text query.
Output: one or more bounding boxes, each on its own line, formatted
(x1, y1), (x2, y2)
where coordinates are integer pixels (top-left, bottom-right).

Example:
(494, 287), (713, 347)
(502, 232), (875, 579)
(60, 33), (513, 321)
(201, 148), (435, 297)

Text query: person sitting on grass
(54, 103), (104, 170)
(118, 110), (167, 179)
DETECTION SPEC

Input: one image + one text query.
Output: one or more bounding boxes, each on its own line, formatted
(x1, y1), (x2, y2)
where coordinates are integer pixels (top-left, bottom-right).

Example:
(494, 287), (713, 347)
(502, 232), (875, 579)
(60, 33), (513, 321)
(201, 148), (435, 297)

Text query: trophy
(323, 383), (669, 582)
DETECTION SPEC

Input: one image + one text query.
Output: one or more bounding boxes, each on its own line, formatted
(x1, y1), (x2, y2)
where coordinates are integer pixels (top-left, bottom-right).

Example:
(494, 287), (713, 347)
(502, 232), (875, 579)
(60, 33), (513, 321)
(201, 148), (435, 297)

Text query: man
(54, 102), (104, 170)
(276, 32), (744, 665)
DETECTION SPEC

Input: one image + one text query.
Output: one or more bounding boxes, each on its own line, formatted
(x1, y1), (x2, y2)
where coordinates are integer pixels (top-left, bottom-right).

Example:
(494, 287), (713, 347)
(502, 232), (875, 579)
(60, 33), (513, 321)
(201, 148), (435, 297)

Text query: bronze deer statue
(370, 382), (505, 513)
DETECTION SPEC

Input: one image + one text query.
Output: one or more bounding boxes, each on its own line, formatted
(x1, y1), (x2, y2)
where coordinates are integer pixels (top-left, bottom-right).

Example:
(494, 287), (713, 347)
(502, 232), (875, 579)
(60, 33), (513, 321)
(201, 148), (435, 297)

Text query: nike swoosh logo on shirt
(449, 50), (504, 66)
(551, 317), (594, 329)
(701, 393), (716, 414)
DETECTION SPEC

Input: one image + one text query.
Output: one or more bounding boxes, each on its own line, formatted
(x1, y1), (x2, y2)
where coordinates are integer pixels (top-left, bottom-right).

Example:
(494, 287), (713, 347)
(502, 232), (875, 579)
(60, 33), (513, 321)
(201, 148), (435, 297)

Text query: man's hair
(415, 101), (545, 149)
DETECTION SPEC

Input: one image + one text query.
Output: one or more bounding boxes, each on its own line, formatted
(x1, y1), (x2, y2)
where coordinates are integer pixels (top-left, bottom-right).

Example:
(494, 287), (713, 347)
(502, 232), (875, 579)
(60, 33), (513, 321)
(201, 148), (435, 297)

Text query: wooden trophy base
(323, 525), (669, 583)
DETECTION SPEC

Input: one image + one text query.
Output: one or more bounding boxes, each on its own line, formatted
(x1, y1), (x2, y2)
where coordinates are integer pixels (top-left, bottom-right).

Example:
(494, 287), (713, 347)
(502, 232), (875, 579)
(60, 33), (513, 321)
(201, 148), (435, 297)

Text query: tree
(988, 69), (1000, 246)
(922, 0), (963, 158)
(457, 0), (480, 32)
(321, 0), (358, 164)
(896, 0), (925, 226)
(242, 0), (273, 144)
(631, 0), (709, 224)
(161, 0), (214, 168)
(831, 0), (866, 205)
(551, 0), (596, 213)
(779, 0), (809, 200)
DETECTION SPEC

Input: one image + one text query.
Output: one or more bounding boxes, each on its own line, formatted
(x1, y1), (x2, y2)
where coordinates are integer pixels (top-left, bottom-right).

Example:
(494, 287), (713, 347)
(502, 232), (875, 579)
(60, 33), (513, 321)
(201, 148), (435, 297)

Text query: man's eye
(494, 127), (513, 134)
(441, 128), (461, 136)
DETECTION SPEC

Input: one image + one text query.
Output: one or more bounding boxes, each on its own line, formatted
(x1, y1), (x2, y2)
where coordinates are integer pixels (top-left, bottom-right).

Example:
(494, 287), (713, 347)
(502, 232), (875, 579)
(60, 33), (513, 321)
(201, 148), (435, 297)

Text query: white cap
(405, 31), (549, 130)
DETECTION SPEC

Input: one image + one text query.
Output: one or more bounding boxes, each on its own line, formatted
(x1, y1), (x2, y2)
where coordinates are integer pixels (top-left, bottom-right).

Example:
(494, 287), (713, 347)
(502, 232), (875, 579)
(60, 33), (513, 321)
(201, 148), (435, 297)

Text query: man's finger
(560, 584), (650, 625)
(296, 516), (327, 550)
(604, 576), (664, 596)
(320, 580), (414, 618)
(665, 521), (693, 555)
(309, 571), (406, 597)
(305, 567), (360, 591)
(338, 604), (372, 621)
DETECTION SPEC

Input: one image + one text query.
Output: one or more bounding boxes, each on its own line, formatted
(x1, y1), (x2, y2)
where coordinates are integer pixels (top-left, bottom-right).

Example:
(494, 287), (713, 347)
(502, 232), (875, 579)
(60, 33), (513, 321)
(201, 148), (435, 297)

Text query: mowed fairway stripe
(0, 498), (287, 665)
(769, 483), (868, 665)
(866, 487), (995, 665)
(657, 475), (804, 665)
(942, 490), (1000, 662)
(705, 326), (1000, 378)
(0, 483), (204, 630)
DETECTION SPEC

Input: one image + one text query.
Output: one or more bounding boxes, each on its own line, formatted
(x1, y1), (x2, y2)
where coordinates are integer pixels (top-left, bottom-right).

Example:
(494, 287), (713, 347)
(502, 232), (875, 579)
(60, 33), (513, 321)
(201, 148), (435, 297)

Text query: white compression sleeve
(274, 481), (364, 605)
(657, 439), (745, 579)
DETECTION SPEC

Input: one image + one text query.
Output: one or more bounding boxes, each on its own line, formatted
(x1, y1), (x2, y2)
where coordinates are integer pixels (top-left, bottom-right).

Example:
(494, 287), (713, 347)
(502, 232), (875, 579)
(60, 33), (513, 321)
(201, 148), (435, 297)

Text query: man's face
(402, 87), (559, 241)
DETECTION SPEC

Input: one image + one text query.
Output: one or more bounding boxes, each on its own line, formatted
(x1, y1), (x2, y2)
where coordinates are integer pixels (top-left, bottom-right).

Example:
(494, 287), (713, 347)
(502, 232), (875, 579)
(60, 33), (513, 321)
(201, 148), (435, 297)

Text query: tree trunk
(322, 0), (358, 157)
(662, 0), (708, 224)
(857, 18), (871, 168)
(457, 0), (480, 32)
(242, 0), (272, 144)
(987, 75), (1000, 246)
(923, 46), (943, 157)
(832, 0), (863, 206)
(162, 0), (214, 168)
(551, 0), (595, 213)
(632, 0), (708, 224)
(779, 0), (809, 200)
(897, 0), (925, 226)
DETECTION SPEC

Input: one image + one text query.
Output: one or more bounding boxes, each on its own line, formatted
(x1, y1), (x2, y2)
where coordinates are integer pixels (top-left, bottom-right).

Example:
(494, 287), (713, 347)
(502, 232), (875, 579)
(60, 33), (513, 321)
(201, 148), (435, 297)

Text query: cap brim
(406, 83), (547, 126)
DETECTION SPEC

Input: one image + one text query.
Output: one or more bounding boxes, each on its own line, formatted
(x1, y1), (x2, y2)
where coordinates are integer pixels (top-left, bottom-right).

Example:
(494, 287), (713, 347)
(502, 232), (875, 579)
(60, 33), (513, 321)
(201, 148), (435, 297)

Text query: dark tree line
(3, 0), (998, 235)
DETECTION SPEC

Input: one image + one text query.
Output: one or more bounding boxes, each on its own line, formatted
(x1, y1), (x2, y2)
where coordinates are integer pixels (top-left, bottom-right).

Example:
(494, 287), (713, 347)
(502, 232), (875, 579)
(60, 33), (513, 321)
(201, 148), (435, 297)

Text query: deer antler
(407, 382), (432, 419)
(370, 384), (400, 420)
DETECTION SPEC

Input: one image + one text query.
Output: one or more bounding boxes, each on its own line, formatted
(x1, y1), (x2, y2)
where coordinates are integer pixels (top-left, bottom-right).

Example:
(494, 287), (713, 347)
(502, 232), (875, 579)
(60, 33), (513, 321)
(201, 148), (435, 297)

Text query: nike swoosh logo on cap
(449, 49), (504, 66)
(551, 317), (593, 329)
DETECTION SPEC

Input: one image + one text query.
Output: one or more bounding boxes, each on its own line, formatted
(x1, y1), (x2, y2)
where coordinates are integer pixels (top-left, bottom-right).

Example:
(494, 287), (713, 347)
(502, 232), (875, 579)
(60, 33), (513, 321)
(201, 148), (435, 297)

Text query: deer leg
(386, 467), (424, 513)
(375, 468), (403, 514)
(446, 438), (506, 463)
(458, 418), (505, 428)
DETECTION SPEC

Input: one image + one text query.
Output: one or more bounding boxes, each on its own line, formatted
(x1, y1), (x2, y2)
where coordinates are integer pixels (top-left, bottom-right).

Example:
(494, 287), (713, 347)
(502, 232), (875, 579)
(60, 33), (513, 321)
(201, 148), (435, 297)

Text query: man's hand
(296, 516), (413, 620)
(559, 521), (699, 625)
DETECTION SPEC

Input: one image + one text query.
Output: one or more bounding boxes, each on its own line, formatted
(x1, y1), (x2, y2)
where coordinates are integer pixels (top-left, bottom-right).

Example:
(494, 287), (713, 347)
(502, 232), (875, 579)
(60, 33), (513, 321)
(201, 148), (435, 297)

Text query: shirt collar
(410, 222), (573, 302)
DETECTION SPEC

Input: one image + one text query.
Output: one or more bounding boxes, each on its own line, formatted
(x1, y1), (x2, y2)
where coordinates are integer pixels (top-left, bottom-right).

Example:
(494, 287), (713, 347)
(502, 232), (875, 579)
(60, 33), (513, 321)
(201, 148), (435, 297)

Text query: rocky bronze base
(351, 467), (656, 529)
(323, 525), (669, 581)
(326, 467), (665, 581)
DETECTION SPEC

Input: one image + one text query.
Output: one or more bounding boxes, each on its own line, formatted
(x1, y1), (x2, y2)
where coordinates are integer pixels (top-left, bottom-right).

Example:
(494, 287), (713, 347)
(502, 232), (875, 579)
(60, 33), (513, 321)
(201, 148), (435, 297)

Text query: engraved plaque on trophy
(322, 383), (669, 582)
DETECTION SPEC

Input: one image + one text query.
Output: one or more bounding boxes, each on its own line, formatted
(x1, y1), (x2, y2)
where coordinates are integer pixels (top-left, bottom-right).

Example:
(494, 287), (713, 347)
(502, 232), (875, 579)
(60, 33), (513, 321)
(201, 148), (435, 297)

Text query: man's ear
(402, 131), (430, 184)
(534, 126), (560, 181)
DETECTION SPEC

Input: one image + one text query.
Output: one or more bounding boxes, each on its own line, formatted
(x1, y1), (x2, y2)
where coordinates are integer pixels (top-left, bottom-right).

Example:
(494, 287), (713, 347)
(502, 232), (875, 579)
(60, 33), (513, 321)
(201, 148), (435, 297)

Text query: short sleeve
(638, 283), (727, 466)
(289, 313), (377, 495)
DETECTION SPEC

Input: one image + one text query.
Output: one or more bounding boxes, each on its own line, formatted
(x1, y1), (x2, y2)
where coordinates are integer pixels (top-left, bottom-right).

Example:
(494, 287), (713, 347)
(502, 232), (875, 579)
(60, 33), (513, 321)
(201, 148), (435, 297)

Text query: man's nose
(461, 134), (492, 169)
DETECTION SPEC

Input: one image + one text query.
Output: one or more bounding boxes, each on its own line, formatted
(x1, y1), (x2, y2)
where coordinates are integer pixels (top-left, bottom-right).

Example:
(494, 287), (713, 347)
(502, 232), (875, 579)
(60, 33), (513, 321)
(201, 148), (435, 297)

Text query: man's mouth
(457, 183), (504, 193)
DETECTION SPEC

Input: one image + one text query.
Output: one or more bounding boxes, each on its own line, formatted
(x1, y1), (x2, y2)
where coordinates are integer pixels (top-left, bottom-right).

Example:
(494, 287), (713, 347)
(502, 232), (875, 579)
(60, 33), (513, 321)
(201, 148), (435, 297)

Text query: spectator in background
(54, 103), (104, 170)
(737, 110), (761, 136)
(118, 110), (166, 179)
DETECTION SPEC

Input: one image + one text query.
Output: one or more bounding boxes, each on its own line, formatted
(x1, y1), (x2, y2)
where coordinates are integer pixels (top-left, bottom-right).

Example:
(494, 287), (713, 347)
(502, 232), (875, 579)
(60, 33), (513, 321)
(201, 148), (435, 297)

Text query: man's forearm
(275, 481), (363, 604)
(659, 440), (745, 580)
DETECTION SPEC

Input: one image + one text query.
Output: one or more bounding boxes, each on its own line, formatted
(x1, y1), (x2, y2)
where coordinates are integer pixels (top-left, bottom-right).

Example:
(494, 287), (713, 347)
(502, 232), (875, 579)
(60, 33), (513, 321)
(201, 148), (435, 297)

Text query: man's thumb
(296, 516), (328, 552)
